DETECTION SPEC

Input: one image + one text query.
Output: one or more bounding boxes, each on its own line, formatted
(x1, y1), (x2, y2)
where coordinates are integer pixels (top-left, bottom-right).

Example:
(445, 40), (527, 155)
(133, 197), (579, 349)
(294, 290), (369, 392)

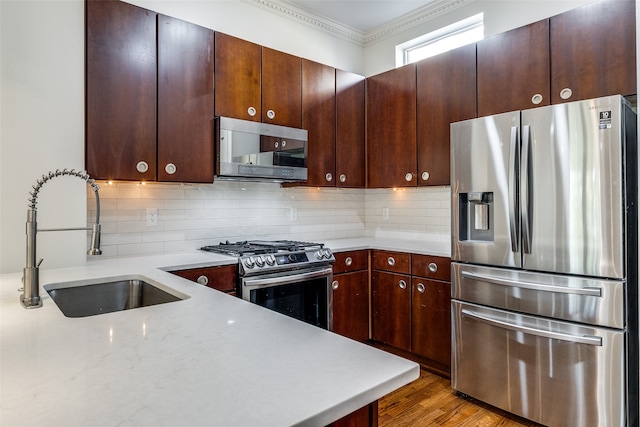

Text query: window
(396, 13), (484, 66)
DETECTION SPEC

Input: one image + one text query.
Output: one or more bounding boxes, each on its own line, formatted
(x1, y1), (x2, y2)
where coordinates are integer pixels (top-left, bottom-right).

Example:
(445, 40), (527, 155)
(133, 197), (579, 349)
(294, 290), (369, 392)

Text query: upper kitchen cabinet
(157, 15), (214, 183)
(550, 0), (636, 104)
(214, 33), (261, 122)
(336, 70), (366, 188)
(302, 59), (336, 187)
(477, 20), (550, 117)
(262, 48), (302, 127)
(416, 44), (476, 186)
(86, 0), (157, 181)
(367, 64), (417, 188)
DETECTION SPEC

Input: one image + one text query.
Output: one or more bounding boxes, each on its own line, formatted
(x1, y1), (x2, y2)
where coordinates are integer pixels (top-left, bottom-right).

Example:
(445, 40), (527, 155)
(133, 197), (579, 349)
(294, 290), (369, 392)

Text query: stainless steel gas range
(201, 240), (335, 330)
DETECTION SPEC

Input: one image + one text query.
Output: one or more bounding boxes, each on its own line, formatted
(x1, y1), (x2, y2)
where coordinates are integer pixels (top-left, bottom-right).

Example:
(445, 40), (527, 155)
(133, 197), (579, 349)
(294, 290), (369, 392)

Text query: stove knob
(254, 256), (265, 267)
(288, 254), (297, 262)
(265, 254), (276, 265)
(244, 257), (255, 269)
(323, 248), (333, 259)
(315, 251), (323, 260)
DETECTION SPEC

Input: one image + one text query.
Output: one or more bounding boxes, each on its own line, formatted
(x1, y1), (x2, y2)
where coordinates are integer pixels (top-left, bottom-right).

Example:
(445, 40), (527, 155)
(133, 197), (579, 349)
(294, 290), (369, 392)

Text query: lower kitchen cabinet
(332, 250), (370, 341)
(328, 401), (378, 427)
(372, 270), (411, 352)
(169, 264), (237, 295)
(411, 277), (451, 368)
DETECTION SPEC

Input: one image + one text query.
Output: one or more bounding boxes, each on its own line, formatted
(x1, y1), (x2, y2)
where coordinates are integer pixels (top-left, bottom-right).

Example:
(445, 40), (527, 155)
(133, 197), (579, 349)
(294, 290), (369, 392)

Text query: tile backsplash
(89, 181), (451, 257)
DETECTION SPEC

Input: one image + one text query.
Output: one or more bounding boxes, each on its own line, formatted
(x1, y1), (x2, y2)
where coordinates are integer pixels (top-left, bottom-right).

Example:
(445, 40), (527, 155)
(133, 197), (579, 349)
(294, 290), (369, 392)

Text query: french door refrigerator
(450, 95), (638, 427)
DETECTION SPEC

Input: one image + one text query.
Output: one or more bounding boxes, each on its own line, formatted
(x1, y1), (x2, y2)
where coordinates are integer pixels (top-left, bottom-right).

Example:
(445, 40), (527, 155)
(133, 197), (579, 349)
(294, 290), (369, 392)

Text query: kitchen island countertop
(0, 246), (419, 426)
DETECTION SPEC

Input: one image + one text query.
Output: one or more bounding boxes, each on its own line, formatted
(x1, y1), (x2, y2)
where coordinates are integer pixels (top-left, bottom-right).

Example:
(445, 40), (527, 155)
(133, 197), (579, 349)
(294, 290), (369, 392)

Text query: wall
(364, 0), (595, 76)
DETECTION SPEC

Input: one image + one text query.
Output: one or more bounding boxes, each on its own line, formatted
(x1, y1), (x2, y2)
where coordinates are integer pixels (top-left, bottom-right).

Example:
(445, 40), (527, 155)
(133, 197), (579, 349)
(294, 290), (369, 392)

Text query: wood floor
(378, 369), (543, 427)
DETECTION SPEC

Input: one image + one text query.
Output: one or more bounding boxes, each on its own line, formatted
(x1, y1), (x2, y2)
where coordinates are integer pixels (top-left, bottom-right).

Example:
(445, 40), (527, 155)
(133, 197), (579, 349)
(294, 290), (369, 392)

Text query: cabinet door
(366, 64), (417, 188)
(170, 264), (237, 294)
(550, 0), (636, 104)
(417, 44), (476, 186)
(333, 250), (369, 274)
(477, 20), (550, 117)
(86, 0), (157, 181)
(302, 59), (336, 186)
(372, 271), (411, 351)
(336, 70), (365, 188)
(332, 271), (369, 342)
(411, 277), (451, 368)
(158, 15), (214, 183)
(262, 47), (302, 127)
(214, 32), (261, 122)
(372, 250), (411, 274)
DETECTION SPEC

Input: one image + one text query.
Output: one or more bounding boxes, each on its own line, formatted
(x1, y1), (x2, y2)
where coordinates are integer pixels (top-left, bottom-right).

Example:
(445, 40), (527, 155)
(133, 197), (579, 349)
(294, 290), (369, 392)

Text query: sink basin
(44, 275), (188, 318)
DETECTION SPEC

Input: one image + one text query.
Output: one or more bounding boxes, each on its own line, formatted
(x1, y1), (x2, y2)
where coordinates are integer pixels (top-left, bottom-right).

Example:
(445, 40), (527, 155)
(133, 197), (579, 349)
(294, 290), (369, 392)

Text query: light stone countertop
(0, 240), (424, 427)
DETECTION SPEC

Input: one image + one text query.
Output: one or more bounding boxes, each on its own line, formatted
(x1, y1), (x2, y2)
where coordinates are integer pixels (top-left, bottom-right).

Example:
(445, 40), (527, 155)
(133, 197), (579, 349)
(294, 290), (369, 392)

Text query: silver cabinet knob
(387, 257), (395, 266)
(281, 140), (287, 147)
(332, 280), (339, 290)
(417, 283), (425, 293)
(325, 173), (333, 182)
(196, 275), (209, 286)
(339, 174), (346, 183)
(345, 257), (353, 266)
(399, 280), (407, 290)
(247, 106), (257, 117)
(428, 262), (438, 273)
(274, 141), (279, 149)
(421, 172), (430, 181)
(136, 161), (149, 173)
(404, 173), (413, 182)
(164, 163), (176, 175)
(266, 109), (276, 119)
(531, 93), (543, 105)
(560, 88), (573, 100)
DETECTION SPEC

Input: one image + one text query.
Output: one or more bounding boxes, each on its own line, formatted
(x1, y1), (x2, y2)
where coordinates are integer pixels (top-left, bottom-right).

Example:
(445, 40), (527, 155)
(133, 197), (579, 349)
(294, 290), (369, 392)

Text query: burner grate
(200, 240), (324, 256)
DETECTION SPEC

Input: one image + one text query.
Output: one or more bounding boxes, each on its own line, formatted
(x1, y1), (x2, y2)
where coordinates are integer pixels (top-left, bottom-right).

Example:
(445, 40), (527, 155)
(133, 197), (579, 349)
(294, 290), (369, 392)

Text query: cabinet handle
(428, 262), (438, 273)
(387, 257), (395, 266)
(421, 172), (430, 181)
(281, 140), (287, 148)
(325, 173), (333, 182)
(247, 106), (257, 117)
(531, 93), (543, 105)
(560, 88), (573, 100)
(197, 275), (209, 286)
(417, 283), (425, 293)
(266, 109), (276, 119)
(274, 141), (279, 149)
(332, 280), (339, 290)
(399, 280), (407, 290)
(339, 174), (347, 183)
(164, 163), (177, 175)
(345, 257), (353, 266)
(404, 173), (413, 182)
(136, 161), (149, 173)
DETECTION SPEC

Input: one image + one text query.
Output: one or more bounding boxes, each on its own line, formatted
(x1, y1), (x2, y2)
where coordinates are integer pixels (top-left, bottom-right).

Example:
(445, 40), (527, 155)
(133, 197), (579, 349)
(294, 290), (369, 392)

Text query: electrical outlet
(289, 207), (298, 222)
(382, 207), (389, 220)
(146, 208), (159, 226)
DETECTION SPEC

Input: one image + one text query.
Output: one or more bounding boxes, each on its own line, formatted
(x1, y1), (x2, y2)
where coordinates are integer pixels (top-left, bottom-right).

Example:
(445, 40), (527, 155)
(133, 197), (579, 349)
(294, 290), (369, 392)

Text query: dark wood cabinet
(169, 264), (237, 294)
(411, 277), (451, 368)
(366, 64), (417, 188)
(477, 20), (550, 117)
(329, 401), (378, 427)
(214, 32), (262, 122)
(416, 44), (476, 186)
(302, 59), (336, 186)
(550, 0), (636, 104)
(157, 15), (214, 183)
(336, 70), (366, 188)
(332, 250), (369, 342)
(372, 270), (411, 351)
(262, 47), (302, 127)
(86, 0), (157, 181)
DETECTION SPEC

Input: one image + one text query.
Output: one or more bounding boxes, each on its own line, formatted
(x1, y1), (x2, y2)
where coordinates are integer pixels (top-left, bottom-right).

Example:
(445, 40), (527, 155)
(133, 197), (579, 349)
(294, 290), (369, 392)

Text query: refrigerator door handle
(461, 308), (603, 346)
(461, 270), (603, 297)
(508, 126), (520, 253)
(521, 125), (532, 254)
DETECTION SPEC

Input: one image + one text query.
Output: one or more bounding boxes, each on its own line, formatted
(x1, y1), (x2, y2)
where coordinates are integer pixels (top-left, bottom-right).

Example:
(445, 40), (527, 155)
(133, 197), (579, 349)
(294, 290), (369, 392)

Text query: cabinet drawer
(372, 250), (411, 274)
(170, 264), (237, 293)
(412, 254), (451, 282)
(333, 250), (368, 274)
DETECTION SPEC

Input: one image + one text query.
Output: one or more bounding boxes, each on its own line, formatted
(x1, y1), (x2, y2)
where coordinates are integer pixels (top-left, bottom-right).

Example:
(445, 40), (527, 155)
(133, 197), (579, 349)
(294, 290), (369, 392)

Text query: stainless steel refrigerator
(450, 95), (638, 427)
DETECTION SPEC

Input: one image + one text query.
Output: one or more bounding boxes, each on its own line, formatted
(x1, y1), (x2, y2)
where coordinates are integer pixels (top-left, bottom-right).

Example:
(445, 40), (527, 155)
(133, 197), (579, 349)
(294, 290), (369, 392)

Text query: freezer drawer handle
(461, 308), (603, 346)
(461, 271), (602, 297)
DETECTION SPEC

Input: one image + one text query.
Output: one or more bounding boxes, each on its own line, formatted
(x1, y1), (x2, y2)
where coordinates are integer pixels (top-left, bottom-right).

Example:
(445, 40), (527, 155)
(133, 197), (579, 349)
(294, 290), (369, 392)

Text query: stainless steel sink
(44, 275), (188, 318)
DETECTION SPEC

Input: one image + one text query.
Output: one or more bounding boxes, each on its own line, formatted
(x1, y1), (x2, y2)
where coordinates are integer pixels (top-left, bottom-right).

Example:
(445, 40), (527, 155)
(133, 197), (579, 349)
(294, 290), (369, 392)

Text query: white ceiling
(282, 0), (440, 33)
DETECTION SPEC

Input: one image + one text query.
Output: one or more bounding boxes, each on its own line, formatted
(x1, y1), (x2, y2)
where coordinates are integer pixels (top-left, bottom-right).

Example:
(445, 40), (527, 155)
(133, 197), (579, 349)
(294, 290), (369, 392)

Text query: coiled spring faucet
(22, 169), (102, 309)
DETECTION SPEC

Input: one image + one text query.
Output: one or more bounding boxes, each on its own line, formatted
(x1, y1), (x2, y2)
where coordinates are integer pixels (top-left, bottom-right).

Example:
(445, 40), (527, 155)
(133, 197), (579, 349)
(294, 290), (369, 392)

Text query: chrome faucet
(21, 169), (102, 309)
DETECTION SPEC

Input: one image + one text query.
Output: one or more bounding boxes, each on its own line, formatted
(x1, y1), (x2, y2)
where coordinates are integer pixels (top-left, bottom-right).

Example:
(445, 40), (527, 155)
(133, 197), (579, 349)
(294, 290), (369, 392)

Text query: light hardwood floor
(378, 369), (543, 427)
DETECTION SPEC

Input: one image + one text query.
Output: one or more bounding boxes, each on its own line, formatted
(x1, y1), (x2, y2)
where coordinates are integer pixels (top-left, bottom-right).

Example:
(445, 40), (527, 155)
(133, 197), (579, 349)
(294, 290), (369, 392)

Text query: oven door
(241, 266), (333, 330)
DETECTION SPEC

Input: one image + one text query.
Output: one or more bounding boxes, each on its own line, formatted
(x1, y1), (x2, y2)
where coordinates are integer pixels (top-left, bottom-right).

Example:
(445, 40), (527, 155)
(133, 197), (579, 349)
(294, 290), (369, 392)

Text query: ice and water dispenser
(458, 192), (494, 242)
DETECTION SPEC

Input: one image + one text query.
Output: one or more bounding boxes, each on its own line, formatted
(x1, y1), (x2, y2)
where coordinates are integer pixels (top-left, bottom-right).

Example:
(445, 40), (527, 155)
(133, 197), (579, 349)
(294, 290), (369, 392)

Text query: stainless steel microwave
(214, 117), (308, 182)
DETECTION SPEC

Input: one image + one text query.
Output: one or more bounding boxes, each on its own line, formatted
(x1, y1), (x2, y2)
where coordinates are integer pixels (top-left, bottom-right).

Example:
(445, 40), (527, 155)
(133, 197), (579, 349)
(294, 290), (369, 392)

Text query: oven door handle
(244, 267), (333, 288)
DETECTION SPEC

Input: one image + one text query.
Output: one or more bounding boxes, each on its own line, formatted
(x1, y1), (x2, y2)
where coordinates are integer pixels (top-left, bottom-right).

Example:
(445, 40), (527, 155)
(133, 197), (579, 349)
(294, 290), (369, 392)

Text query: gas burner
(200, 240), (325, 257)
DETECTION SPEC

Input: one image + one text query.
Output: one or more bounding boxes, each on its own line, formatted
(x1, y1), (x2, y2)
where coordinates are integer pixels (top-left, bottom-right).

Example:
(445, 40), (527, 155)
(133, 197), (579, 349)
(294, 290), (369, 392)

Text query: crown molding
(240, 0), (476, 47)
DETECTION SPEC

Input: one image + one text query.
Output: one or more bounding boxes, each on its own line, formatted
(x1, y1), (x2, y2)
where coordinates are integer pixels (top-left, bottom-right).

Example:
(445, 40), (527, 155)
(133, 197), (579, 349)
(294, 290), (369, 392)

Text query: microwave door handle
(521, 125), (532, 254)
(461, 308), (603, 346)
(244, 267), (333, 288)
(508, 126), (519, 253)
